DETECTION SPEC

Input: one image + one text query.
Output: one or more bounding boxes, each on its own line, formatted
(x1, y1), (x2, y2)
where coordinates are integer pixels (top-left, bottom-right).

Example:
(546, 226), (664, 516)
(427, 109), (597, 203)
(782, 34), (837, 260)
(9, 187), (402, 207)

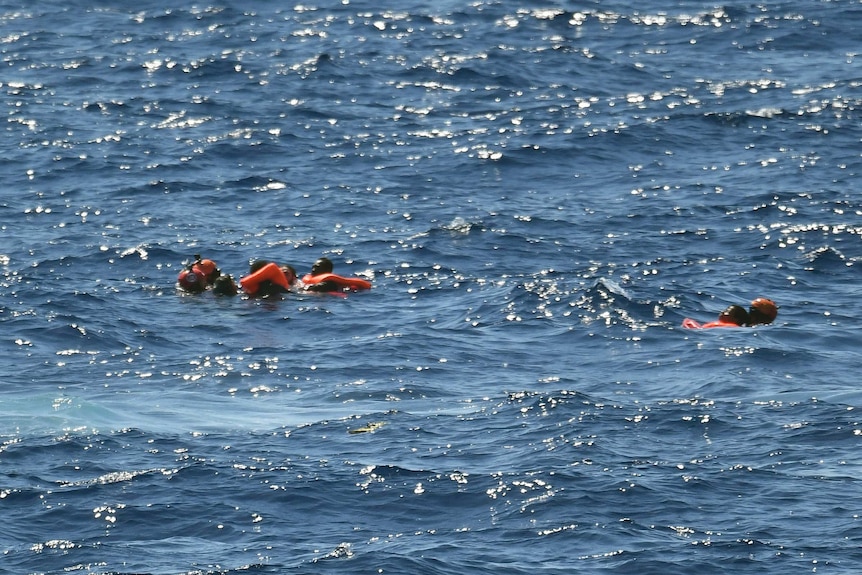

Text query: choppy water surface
(2, 1), (862, 573)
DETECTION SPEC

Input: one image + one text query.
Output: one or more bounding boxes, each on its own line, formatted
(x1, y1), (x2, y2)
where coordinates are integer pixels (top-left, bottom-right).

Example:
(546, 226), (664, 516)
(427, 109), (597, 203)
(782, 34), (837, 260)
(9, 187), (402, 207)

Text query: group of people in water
(176, 254), (372, 297)
(177, 254), (778, 329)
(682, 297), (778, 329)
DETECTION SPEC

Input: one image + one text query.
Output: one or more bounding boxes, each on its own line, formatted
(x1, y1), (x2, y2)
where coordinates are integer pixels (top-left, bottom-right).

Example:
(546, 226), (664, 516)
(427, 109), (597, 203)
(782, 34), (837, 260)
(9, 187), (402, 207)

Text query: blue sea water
(2, 0), (862, 573)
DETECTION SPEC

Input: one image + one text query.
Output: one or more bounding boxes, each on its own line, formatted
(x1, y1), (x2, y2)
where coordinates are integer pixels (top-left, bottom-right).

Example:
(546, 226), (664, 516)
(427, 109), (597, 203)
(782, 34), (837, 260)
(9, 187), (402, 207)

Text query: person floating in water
(177, 254), (237, 295)
(179, 255), (370, 297)
(682, 298), (778, 329)
(239, 260), (299, 297)
(683, 305), (749, 329)
(301, 257), (372, 293)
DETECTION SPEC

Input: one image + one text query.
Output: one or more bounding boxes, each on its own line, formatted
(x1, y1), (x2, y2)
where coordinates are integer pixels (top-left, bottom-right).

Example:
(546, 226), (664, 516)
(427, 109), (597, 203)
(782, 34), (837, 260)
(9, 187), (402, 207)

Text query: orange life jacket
(241, 263), (291, 296)
(301, 272), (372, 292)
(682, 318), (743, 329)
(177, 268), (206, 292)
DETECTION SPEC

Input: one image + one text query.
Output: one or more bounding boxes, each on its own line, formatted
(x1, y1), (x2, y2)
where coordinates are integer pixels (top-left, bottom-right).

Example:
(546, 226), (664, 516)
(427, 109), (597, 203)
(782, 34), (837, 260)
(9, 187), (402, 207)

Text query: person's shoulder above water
(301, 257), (372, 293)
(682, 298), (778, 329)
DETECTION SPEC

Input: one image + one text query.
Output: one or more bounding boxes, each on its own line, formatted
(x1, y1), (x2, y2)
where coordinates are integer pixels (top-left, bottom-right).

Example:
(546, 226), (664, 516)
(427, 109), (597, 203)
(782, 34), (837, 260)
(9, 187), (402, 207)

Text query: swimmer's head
(249, 260), (272, 273)
(280, 264), (298, 284)
(311, 257), (333, 275)
(177, 269), (206, 293)
(212, 275), (238, 296)
(719, 304), (749, 326)
(749, 298), (778, 325)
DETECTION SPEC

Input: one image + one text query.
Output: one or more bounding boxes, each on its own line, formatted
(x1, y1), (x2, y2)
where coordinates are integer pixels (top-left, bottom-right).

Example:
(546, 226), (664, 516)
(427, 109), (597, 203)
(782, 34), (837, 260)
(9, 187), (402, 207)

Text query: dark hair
(249, 260), (272, 273)
(311, 257), (333, 275)
(212, 275), (238, 296)
(281, 264), (297, 282)
(720, 305), (749, 326)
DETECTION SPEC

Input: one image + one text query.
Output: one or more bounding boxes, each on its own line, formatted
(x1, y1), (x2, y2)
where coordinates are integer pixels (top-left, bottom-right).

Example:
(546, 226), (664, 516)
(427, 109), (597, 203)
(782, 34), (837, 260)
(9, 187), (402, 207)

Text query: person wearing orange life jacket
(177, 254), (237, 294)
(239, 260), (299, 297)
(301, 257), (372, 293)
(682, 298), (778, 329)
(683, 305), (749, 329)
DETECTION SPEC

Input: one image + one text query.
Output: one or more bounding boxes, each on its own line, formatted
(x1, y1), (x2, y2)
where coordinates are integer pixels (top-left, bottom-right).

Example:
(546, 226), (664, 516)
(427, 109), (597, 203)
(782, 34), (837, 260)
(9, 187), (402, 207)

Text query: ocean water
(2, 1), (862, 573)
